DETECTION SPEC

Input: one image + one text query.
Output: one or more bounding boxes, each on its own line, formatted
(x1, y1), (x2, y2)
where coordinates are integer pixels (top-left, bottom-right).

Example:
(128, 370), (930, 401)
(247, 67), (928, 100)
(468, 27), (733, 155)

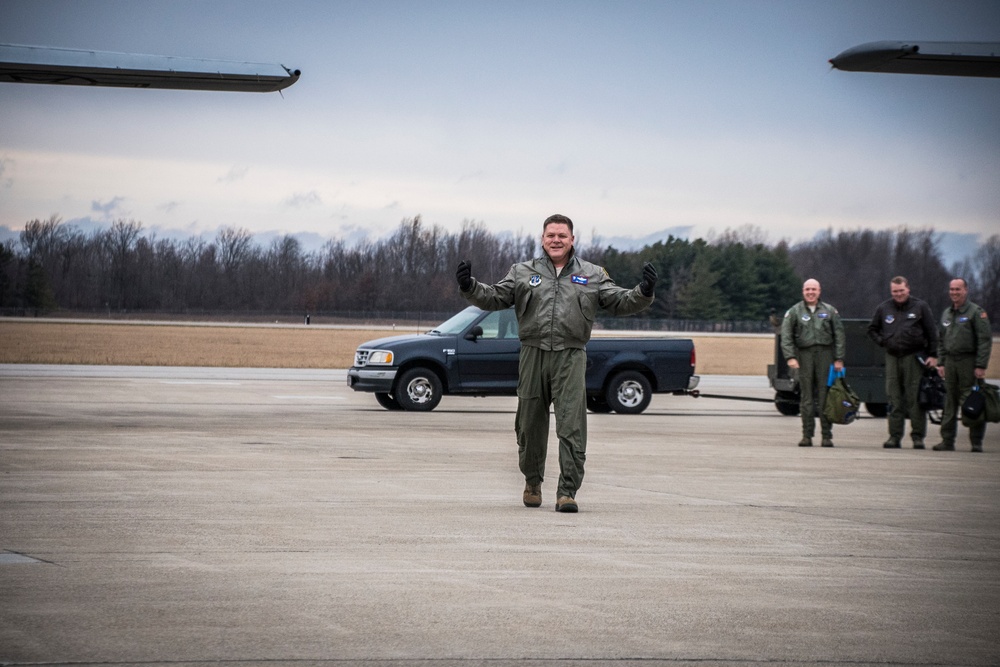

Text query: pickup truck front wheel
(605, 371), (652, 414)
(394, 367), (443, 411)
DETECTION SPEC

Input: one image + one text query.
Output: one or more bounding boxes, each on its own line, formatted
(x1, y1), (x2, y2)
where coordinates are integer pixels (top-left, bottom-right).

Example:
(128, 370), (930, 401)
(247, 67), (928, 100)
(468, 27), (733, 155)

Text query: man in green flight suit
(781, 278), (846, 447)
(934, 278), (992, 452)
(456, 214), (656, 512)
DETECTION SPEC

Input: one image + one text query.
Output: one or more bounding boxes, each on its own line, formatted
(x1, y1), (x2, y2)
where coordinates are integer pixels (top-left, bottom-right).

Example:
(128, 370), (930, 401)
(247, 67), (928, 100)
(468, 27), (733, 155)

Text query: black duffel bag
(918, 369), (947, 411)
(961, 380), (1000, 427)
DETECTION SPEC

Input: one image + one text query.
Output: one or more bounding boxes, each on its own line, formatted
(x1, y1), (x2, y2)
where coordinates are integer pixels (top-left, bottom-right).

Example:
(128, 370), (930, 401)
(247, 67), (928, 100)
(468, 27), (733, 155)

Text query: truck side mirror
(465, 325), (483, 341)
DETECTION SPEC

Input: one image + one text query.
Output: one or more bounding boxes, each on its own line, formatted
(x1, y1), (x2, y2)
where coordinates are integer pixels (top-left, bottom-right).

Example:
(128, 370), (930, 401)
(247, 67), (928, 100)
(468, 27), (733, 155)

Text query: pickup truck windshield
(427, 306), (482, 335)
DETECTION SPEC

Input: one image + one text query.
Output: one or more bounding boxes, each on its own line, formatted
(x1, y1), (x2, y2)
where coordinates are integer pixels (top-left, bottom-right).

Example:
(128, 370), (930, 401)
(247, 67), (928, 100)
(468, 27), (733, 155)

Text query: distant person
(867, 276), (938, 449)
(456, 214), (656, 512)
(780, 279), (846, 447)
(934, 278), (992, 452)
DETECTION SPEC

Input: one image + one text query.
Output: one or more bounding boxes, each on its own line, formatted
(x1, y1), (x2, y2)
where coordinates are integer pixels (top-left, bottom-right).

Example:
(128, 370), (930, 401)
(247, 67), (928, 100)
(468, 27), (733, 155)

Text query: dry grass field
(2, 319), (997, 377)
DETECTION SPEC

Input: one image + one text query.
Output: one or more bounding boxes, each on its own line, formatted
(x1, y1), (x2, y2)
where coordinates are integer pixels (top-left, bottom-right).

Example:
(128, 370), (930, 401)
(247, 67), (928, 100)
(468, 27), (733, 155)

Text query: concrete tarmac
(1, 365), (998, 667)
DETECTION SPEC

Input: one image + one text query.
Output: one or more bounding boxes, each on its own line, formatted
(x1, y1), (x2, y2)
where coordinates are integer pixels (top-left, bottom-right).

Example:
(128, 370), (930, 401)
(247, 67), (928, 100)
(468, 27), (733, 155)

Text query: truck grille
(354, 350), (371, 367)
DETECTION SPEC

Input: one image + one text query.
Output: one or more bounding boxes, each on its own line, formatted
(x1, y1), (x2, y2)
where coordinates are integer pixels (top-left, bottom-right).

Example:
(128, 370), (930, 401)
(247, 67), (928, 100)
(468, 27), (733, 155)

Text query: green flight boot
(523, 482), (542, 508)
(555, 496), (578, 513)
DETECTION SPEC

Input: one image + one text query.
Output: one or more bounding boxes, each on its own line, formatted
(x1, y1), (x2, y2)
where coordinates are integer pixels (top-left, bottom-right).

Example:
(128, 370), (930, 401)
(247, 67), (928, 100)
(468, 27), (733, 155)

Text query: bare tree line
(1, 215), (997, 331)
(788, 227), (999, 323)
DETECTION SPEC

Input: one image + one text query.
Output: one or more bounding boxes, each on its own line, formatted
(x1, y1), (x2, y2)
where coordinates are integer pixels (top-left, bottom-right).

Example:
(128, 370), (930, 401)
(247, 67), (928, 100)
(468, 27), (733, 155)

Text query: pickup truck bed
(348, 306), (699, 413)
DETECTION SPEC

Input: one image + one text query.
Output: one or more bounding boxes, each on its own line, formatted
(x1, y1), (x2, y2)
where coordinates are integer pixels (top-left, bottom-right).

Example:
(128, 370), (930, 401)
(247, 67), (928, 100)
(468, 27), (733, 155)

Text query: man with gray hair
(934, 278), (992, 452)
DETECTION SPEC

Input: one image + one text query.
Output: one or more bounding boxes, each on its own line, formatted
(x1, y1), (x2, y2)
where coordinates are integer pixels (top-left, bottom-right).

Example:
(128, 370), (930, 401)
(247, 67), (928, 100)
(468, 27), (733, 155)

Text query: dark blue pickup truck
(347, 306), (699, 413)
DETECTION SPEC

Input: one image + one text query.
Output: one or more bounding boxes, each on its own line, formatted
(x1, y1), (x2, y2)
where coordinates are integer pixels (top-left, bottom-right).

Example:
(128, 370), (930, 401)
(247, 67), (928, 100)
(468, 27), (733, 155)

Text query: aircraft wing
(830, 41), (1000, 78)
(0, 43), (300, 92)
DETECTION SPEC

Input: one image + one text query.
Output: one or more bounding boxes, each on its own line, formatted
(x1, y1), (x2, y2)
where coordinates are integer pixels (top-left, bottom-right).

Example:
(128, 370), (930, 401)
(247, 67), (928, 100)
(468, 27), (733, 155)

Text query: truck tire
(605, 371), (651, 414)
(394, 367), (443, 411)
(775, 392), (800, 416)
(375, 392), (402, 410)
(865, 402), (888, 418)
(587, 395), (613, 413)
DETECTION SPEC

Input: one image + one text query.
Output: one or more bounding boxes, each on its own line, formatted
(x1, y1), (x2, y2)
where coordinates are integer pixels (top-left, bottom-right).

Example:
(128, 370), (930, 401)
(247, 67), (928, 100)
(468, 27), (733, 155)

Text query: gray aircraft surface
(0, 43), (300, 92)
(830, 40), (1000, 78)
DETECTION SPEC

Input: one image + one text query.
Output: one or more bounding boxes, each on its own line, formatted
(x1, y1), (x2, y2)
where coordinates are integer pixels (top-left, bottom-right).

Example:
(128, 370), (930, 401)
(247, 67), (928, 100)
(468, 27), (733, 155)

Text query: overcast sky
(1, 0), (998, 258)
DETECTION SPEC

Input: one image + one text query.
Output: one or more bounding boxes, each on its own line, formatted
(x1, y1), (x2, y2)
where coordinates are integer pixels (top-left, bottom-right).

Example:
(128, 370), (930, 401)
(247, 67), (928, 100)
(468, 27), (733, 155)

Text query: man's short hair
(952, 277), (969, 289)
(543, 214), (573, 234)
(891, 276), (909, 287)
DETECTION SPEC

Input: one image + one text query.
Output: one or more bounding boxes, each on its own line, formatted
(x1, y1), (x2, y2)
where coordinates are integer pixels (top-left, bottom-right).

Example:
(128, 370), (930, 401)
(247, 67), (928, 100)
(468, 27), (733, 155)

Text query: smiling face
(542, 222), (575, 268)
(802, 279), (821, 307)
(891, 280), (910, 305)
(949, 279), (968, 308)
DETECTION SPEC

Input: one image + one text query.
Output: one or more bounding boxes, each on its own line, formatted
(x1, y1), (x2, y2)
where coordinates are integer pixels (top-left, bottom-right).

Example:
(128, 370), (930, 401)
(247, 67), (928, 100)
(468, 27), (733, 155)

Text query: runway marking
(0, 551), (45, 565)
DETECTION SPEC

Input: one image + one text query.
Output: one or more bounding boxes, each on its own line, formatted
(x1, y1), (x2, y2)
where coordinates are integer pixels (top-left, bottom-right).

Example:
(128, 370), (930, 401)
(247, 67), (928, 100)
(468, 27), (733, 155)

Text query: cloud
(0, 157), (13, 189)
(283, 191), (322, 208)
(456, 170), (486, 184)
(598, 226), (696, 251)
(90, 197), (127, 219)
(158, 201), (181, 214)
(217, 165), (249, 184)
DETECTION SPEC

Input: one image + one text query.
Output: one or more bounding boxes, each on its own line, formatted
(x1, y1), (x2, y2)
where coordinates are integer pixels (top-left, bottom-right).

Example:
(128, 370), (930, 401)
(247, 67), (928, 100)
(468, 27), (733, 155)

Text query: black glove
(640, 262), (657, 297)
(456, 260), (473, 292)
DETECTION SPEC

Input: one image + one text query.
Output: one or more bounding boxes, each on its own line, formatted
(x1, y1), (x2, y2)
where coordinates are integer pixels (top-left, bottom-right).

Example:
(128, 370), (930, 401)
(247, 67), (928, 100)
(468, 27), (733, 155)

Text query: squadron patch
(801, 314), (811, 322)
(571, 274), (589, 285)
(529, 275), (542, 287)
(885, 315), (895, 324)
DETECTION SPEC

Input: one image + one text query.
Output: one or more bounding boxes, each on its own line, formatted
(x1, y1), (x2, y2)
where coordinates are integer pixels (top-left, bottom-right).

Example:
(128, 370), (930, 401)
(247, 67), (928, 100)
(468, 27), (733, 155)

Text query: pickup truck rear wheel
(395, 367), (442, 411)
(605, 371), (652, 414)
(375, 392), (403, 410)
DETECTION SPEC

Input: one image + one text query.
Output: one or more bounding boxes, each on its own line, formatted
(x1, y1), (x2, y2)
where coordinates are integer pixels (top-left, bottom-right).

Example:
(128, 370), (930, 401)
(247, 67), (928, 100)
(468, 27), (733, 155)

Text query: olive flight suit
(781, 300), (846, 440)
(938, 301), (992, 448)
(461, 249), (652, 499)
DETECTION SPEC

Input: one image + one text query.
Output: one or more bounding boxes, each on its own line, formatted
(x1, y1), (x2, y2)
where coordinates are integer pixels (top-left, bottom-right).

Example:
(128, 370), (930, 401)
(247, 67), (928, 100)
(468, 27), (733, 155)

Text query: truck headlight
(366, 350), (393, 365)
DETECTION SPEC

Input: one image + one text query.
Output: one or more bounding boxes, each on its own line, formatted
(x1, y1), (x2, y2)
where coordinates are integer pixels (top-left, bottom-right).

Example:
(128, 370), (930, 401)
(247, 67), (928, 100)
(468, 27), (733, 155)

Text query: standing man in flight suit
(868, 276), (938, 449)
(781, 278), (846, 447)
(456, 214), (656, 513)
(934, 278), (992, 452)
